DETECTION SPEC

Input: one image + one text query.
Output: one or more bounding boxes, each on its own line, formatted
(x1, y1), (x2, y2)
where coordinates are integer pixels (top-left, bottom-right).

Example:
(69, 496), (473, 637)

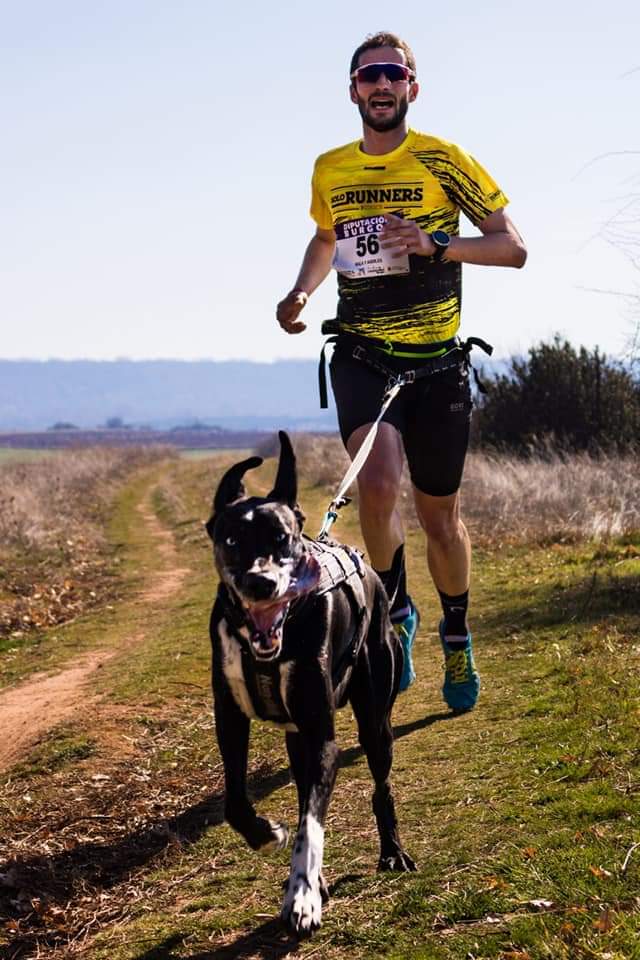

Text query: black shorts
(329, 340), (473, 497)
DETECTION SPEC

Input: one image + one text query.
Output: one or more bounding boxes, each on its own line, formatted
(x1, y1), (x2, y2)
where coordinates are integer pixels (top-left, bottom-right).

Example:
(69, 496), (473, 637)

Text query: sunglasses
(351, 62), (414, 85)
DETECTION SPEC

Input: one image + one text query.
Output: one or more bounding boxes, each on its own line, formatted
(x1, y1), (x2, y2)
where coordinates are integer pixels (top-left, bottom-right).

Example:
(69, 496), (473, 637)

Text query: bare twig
(621, 842), (640, 874)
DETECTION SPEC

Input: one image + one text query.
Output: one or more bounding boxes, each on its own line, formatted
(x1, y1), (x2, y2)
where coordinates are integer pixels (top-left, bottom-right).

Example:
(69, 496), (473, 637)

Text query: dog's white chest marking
(282, 812), (325, 933)
(218, 621), (298, 731)
(219, 620), (257, 719)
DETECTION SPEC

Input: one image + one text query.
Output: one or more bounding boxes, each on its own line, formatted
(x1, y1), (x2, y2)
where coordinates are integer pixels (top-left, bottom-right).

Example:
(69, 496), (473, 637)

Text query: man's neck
(360, 122), (410, 156)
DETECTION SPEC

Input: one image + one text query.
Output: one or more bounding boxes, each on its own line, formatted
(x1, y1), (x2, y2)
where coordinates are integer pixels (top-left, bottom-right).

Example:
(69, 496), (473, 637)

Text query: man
(276, 32), (526, 710)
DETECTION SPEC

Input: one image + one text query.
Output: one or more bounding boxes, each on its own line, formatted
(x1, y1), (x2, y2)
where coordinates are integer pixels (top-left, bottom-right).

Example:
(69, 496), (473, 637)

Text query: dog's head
(206, 431), (320, 661)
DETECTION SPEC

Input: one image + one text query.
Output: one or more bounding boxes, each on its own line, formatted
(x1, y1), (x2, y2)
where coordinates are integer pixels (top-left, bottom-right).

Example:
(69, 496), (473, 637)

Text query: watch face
(432, 229), (450, 247)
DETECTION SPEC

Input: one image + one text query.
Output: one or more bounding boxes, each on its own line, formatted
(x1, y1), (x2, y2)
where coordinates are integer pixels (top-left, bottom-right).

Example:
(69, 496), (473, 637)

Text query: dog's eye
(225, 536), (237, 547)
(275, 531), (288, 543)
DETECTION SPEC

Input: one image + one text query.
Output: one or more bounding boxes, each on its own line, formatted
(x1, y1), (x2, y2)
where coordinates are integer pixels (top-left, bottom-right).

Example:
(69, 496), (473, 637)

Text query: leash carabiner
(317, 496), (351, 542)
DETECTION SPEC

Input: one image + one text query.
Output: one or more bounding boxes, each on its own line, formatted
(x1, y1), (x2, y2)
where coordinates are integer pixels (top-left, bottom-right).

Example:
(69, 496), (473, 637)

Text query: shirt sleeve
(309, 160), (334, 229)
(433, 143), (509, 226)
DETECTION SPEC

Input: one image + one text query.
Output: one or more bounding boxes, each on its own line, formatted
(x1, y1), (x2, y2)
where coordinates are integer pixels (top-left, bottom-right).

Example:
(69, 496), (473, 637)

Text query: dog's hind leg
(362, 711), (416, 872)
(214, 684), (289, 852)
(350, 594), (417, 872)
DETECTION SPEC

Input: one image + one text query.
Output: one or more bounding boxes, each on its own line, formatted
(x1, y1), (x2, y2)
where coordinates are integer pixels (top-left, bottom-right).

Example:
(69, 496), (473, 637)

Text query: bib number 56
(356, 234), (380, 257)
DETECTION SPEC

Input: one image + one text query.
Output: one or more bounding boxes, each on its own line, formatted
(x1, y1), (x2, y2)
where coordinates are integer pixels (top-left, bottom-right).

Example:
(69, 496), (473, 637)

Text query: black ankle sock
(375, 544), (409, 621)
(438, 589), (469, 643)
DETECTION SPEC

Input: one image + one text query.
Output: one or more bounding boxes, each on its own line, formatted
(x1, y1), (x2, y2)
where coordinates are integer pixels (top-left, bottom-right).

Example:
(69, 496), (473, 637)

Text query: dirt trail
(0, 489), (189, 772)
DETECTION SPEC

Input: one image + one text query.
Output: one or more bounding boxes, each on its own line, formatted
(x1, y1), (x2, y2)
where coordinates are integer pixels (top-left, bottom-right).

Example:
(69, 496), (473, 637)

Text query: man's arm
(277, 227), (336, 334)
(445, 209), (527, 267)
(380, 209), (527, 268)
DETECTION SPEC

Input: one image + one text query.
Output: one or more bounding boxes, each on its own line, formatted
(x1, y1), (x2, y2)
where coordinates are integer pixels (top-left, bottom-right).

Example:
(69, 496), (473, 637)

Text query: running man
(276, 32), (526, 710)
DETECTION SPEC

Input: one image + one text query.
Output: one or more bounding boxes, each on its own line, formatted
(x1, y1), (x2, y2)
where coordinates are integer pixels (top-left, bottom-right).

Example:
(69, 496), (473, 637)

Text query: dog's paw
(281, 873), (323, 938)
(378, 849), (417, 872)
(254, 818), (289, 852)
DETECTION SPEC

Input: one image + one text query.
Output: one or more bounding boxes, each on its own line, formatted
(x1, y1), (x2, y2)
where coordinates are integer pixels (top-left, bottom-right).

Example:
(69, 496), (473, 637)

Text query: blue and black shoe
(439, 620), (480, 713)
(395, 600), (420, 692)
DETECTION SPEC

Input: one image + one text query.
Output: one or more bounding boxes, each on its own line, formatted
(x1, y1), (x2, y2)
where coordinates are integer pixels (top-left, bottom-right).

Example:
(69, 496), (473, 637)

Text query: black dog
(206, 431), (415, 937)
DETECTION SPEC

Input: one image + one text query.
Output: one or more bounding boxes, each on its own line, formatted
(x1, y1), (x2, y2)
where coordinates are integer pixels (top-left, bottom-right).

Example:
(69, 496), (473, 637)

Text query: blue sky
(1, 0), (638, 362)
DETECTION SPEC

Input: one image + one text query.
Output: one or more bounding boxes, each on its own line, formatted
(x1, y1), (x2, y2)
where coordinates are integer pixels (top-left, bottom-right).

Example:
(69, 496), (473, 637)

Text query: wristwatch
(430, 229), (451, 261)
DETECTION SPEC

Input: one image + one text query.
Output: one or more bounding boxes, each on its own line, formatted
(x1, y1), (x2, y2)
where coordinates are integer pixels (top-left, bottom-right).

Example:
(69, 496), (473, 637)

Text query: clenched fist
(277, 289), (308, 334)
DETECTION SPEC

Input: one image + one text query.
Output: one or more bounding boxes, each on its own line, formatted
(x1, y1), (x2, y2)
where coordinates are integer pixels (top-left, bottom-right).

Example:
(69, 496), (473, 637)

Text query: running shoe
(395, 600), (420, 692)
(439, 620), (480, 713)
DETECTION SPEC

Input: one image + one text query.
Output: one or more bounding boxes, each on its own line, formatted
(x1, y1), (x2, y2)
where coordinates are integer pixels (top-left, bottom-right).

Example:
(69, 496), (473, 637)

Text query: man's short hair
(349, 32), (417, 78)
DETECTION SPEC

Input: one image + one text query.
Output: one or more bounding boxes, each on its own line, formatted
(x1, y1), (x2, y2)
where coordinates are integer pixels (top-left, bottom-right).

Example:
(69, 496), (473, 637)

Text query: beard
(357, 93), (409, 133)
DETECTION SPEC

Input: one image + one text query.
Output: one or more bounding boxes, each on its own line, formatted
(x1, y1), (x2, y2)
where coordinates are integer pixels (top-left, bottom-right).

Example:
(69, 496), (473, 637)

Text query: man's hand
(277, 289), (309, 334)
(380, 213), (435, 258)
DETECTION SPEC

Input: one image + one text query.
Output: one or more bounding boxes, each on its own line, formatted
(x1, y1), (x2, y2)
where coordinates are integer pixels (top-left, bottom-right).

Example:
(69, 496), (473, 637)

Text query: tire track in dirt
(0, 488), (189, 772)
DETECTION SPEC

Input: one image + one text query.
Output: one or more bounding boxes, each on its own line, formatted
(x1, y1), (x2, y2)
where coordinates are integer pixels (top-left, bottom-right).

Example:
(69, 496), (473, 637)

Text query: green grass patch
(0, 448), (58, 463)
(8, 728), (96, 780)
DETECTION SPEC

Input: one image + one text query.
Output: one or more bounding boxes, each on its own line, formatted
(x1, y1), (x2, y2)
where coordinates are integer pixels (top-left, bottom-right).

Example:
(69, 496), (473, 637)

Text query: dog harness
(219, 537), (369, 722)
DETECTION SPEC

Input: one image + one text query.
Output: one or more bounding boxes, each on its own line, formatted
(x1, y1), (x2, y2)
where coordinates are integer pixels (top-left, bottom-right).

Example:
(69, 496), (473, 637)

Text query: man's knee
(348, 424), (403, 519)
(358, 468), (400, 516)
(415, 494), (464, 546)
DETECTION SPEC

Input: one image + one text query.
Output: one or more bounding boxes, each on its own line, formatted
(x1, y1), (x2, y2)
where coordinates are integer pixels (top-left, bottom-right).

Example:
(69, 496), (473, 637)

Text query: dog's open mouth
(246, 601), (289, 659)
(242, 553), (321, 660)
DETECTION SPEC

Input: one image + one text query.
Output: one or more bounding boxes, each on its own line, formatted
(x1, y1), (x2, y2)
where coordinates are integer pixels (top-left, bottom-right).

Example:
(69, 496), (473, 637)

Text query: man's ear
(349, 82), (358, 104)
(408, 80), (419, 103)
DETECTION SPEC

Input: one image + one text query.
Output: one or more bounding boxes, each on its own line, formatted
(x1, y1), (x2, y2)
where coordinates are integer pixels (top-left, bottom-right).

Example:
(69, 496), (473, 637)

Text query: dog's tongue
(248, 603), (284, 636)
(286, 553), (321, 596)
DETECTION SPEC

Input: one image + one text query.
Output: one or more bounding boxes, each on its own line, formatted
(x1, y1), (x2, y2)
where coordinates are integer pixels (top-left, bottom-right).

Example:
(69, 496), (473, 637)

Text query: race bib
(333, 215), (410, 278)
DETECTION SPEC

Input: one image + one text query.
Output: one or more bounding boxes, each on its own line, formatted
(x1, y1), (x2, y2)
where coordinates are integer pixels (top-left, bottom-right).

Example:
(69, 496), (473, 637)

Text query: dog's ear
(212, 455), (263, 517)
(294, 505), (306, 531)
(268, 431), (297, 507)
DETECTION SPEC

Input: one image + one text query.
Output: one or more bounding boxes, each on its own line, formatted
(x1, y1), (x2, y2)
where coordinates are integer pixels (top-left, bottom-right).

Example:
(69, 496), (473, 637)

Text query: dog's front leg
(281, 732), (338, 938)
(214, 683), (289, 852)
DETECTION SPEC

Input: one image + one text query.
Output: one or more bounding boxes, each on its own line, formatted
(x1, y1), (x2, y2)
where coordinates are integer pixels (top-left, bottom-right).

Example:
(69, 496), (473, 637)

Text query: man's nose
(376, 73), (392, 90)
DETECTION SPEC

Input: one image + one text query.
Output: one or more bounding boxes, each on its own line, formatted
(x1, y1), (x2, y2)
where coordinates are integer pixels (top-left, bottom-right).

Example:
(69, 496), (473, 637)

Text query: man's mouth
(369, 97), (395, 110)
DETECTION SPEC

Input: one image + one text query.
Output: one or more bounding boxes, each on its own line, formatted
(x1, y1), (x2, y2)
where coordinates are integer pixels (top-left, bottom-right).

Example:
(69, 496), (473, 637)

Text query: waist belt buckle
(403, 369), (416, 385)
(353, 345), (366, 361)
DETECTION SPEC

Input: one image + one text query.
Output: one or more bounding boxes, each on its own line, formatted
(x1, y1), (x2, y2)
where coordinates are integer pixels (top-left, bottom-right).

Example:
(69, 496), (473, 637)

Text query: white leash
(317, 378), (405, 541)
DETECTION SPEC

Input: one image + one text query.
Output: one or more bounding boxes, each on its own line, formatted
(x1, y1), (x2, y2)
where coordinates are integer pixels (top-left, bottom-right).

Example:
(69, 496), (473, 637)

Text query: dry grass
(0, 447), (172, 642)
(278, 434), (640, 545)
(462, 450), (640, 544)
(0, 447), (169, 552)
(256, 432), (351, 489)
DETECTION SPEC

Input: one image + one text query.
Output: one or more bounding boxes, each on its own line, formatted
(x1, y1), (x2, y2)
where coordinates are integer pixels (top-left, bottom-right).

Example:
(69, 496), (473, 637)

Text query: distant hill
(0, 355), (509, 433)
(0, 359), (337, 432)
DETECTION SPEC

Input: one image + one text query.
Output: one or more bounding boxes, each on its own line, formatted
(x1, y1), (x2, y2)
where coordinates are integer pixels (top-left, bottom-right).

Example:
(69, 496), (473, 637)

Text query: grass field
(0, 449), (58, 463)
(0, 444), (639, 959)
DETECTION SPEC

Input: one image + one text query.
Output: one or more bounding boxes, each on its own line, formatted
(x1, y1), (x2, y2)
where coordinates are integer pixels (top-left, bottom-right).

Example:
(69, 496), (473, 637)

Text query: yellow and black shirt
(310, 128), (508, 345)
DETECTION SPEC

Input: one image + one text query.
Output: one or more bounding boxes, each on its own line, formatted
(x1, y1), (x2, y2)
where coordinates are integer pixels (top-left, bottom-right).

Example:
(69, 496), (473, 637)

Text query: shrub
(475, 336), (640, 453)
